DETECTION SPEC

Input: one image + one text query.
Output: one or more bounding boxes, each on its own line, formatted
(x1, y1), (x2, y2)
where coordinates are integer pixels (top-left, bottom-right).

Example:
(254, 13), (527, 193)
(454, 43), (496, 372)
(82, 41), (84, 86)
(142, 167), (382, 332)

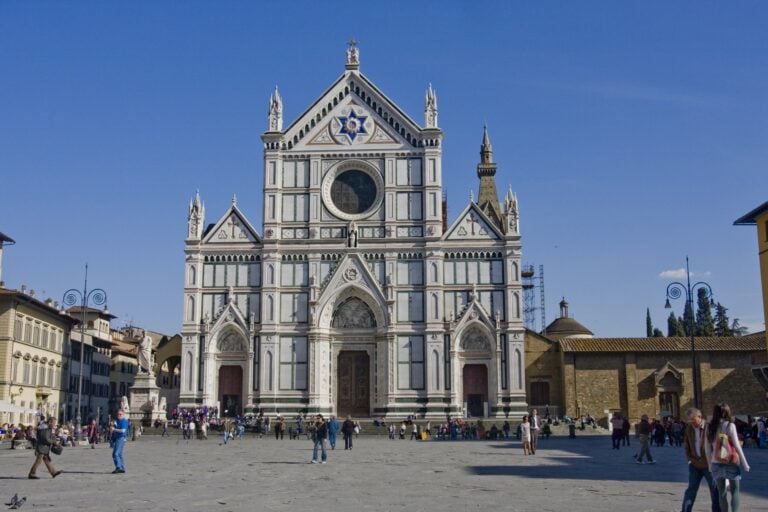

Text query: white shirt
(693, 425), (703, 458)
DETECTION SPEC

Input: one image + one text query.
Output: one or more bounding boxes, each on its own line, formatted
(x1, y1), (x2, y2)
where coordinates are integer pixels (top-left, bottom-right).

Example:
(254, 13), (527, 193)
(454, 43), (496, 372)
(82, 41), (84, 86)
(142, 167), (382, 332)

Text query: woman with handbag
(28, 416), (62, 479)
(705, 403), (750, 511)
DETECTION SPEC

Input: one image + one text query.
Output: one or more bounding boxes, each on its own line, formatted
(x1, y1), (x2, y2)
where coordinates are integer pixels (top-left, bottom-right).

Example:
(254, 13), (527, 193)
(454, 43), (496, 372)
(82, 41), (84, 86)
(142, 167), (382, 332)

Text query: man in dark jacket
(28, 417), (61, 479)
(636, 415), (655, 464)
(311, 415), (328, 464)
(341, 416), (355, 450)
(681, 408), (721, 512)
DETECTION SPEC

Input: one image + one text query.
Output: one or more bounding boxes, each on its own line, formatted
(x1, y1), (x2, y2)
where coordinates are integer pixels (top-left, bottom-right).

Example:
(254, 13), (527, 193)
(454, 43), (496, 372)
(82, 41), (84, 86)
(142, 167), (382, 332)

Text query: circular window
(321, 160), (384, 221)
(330, 170), (376, 215)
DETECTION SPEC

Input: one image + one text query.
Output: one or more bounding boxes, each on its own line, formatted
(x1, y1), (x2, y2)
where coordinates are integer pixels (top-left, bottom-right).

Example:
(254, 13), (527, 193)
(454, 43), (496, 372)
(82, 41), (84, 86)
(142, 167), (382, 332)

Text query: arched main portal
(219, 365), (242, 417)
(330, 295), (378, 417)
(457, 323), (495, 417)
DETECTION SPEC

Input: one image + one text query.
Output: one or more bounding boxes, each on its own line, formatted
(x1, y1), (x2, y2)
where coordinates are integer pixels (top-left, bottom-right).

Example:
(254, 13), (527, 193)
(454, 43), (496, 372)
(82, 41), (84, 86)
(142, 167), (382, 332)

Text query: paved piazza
(1, 434), (766, 511)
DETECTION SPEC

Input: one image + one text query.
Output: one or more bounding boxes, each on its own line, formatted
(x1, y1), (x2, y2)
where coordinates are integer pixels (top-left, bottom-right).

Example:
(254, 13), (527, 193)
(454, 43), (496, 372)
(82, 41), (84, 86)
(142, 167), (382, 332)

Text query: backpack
(714, 423), (740, 465)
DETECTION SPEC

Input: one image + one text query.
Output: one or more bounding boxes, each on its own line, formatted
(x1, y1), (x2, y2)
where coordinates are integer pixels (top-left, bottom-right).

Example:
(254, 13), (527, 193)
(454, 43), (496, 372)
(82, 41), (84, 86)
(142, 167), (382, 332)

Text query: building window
(396, 192), (422, 220)
(252, 336), (260, 391)
(396, 260), (423, 285)
(397, 292), (424, 322)
(14, 317), (23, 340)
(24, 321), (32, 343)
(443, 259), (503, 285)
(397, 336), (424, 390)
(279, 336), (307, 390)
(280, 293), (308, 323)
(395, 158), (422, 186)
(282, 194), (309, 222)
(280, 262), (309, 286)
(282, 160), (309, 188)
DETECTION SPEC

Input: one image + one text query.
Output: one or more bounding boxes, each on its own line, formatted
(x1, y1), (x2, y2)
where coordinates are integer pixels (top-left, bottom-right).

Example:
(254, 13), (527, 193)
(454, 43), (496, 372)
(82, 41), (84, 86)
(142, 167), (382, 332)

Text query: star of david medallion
(337, 109), (368, 142)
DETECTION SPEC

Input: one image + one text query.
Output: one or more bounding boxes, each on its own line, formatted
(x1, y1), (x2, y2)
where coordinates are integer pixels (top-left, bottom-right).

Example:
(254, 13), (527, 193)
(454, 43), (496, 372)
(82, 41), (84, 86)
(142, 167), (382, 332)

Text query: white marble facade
(179, 46), (526, 419)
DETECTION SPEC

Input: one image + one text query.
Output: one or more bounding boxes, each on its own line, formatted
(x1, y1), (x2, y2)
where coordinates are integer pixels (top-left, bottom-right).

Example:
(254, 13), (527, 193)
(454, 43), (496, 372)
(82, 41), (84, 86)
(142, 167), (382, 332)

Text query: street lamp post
(62, 264), (107, 441)
(664, 256), (714, 410)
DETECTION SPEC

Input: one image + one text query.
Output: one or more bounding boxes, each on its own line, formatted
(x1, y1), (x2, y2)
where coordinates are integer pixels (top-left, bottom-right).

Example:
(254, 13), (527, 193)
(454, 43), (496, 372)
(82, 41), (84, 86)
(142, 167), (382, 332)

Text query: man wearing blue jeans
(111, 409), (129, 474)
(681, 408), (720, 512)
(311, 415), (328, 464)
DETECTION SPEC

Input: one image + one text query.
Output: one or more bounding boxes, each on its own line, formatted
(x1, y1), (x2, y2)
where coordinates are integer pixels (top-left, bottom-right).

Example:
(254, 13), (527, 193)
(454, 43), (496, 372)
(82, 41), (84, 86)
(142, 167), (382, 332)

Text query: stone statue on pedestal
(138, 334), (153, 375)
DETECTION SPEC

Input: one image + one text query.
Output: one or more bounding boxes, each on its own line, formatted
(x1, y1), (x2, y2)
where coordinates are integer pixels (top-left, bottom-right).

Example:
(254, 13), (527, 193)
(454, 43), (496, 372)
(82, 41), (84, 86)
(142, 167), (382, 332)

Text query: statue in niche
(461, 327), (490, 352)
(348, 222), (358, 248)
(332, 297), (376, 328)
(217, 331), (245, 352)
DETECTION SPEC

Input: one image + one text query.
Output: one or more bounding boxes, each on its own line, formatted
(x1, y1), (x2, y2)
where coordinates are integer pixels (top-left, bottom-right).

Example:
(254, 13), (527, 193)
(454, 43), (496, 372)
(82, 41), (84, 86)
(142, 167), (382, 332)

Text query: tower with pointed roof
(180, 44), (526, 419)
(476, 126), (504, 232)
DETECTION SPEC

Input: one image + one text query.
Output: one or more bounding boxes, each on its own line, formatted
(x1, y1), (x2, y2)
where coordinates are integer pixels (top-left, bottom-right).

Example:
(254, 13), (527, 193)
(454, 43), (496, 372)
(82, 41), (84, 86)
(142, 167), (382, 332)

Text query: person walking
(410, 421), (419, 440)
(636, 415), (655, 464)
(681, 408), (720, 512)
(530, 409), (541, 454)
(705, 403), (750, 512)
(28, 417), (62, 479)
(342, 416), (355, 449)
(161, 418), (169, 437)
(111, 409), (129, 474)
(311, 414), (328, 464)
(87, 419), (99, 449)
(520, 415), (532, 455)
(327, 416), (339, 450)
(611, 412), (624, 450)
(622, 416), (631, 447)
(275, 414), (284, 440)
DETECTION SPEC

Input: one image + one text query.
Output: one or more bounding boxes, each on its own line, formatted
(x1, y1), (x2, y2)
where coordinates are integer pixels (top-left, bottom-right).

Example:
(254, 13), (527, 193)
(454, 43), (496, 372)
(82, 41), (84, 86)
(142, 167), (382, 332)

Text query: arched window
(431, 293), (439, 320)
(185, 352), (193, 391)
(514, 349), (523, 389)
(265, 351), (273, 391)
(430, 262), (438, 282)
(513, 293), (520, 318)
(187, 296), (195, 322)
(432, 349), (440, 390)
(189, 265), (196, 286)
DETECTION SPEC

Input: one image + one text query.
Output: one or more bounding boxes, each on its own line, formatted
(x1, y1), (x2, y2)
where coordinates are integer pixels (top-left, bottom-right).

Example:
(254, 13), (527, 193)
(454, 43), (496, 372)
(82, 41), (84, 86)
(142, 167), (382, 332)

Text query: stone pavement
(0, 434), (765, 512)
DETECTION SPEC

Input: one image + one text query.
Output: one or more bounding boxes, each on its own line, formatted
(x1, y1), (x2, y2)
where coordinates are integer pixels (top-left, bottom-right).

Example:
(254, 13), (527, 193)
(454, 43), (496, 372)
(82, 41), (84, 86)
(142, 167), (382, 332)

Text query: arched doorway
(463, 364), (488, 417)
(218, 366), (242, 417)
(332, 296), (376, 416)
(336, 351), (370, 417)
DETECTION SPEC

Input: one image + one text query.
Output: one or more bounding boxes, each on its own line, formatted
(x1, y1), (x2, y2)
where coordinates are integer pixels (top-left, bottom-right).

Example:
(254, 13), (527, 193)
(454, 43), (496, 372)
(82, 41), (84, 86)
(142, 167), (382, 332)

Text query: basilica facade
(179, 46), (526, 419)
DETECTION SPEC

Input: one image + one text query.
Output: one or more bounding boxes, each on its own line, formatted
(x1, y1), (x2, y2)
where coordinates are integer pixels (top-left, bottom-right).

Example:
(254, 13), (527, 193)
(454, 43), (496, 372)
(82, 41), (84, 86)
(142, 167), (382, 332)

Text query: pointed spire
(469, 189), (474, 202)
(268, 85), (283, 132)
(424, 83), (438, 128)
(480, 124), (493, 164)
(232, 193), (238, 206)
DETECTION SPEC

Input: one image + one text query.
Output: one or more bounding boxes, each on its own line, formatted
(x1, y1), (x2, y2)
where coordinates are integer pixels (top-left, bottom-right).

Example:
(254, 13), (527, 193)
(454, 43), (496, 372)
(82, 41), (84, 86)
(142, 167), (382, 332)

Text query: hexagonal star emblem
(337, 109), (368, 142)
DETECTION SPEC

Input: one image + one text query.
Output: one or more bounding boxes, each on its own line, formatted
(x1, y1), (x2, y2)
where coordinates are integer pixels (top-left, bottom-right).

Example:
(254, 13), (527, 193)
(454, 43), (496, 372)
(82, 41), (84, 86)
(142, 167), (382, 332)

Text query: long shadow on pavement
(465, 436), (768, 501)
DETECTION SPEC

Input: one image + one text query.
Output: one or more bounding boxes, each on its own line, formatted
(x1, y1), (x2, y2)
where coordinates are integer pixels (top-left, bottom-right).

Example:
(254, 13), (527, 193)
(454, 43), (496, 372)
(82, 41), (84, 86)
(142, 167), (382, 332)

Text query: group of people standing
(308, 415), (357, 463)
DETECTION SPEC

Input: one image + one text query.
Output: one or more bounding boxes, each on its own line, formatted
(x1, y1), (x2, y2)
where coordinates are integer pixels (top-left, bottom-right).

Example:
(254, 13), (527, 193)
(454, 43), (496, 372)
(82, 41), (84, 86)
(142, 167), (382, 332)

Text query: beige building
(735, 201), (768, 391)
(0, 287), (77, 426)
(524, 300), (767, 422)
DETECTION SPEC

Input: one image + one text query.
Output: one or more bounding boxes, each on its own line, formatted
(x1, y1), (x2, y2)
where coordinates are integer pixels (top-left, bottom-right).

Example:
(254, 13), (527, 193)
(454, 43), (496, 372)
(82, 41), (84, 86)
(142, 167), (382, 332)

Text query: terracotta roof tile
(558, 335), (766, 352)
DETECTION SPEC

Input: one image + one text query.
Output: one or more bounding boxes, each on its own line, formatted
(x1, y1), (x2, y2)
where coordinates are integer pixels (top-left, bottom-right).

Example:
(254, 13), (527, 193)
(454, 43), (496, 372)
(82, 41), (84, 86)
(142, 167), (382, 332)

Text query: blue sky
(1, 1), (766, 336)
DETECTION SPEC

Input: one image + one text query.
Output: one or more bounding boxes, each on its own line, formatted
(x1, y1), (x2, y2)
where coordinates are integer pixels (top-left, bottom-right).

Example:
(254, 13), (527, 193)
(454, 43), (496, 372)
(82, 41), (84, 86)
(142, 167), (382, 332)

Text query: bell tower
(476, 125), (504, 232)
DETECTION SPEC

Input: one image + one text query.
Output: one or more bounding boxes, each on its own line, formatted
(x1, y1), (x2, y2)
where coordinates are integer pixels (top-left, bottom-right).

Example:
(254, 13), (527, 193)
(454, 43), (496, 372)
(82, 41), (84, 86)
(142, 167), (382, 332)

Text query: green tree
(667, 312), (686, 336)
(682, 301), (694, 336)
(714, 303), (732, 337)
(646, 308), (653, 337)
(731, 318), (749, 337)
(652, 328), (664, 337)
(695, 288), (715, 336)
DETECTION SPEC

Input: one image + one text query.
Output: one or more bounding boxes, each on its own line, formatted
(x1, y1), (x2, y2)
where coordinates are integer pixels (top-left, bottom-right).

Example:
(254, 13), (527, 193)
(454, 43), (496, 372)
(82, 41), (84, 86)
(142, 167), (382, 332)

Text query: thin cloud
(659, 269), (712, 280)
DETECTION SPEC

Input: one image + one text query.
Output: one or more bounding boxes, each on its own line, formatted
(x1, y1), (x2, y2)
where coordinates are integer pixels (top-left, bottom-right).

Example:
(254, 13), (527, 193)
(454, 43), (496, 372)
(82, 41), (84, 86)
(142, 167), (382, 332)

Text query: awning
(0, 400), (38, 415)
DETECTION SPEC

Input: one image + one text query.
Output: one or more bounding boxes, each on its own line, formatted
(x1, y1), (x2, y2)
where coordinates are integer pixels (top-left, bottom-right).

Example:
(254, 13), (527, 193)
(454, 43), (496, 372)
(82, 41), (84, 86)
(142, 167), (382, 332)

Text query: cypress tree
(696, 288), (715, 336)
(652, 328), (664, 337)
(646, 308), (653, 337)
(682, 302), (694, 336)
(667, 312), (678, 337)
(714, 303), (732, 337)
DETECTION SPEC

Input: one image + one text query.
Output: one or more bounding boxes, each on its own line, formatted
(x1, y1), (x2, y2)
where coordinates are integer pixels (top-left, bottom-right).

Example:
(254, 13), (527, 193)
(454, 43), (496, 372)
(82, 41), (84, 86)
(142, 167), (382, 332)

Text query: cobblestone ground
(1, 434), (766, 512)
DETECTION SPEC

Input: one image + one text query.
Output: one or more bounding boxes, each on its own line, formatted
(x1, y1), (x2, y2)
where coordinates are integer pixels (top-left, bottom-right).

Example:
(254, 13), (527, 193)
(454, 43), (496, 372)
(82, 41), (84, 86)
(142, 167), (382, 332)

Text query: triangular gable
(315, 253), (389, 328)
(295, 98), (410, 150)
(454, 298), (495, 332)
(207, 298), (251, 351)
(443, 202), (503, 241)
(202, 204), (261, 244)
(281, 70), (423, 151)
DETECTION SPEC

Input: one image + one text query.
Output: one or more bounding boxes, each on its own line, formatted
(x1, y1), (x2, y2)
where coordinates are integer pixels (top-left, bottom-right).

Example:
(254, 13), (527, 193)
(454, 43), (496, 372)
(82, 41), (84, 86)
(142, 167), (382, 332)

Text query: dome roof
(543, 297), (593, 340)
(544, 317), (594, 340)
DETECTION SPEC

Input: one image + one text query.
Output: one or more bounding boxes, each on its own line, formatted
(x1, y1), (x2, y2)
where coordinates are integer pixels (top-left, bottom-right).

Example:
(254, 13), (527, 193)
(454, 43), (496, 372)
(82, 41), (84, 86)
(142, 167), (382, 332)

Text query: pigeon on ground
(9, 496), (26, 509)
(5, 494), (18, 506)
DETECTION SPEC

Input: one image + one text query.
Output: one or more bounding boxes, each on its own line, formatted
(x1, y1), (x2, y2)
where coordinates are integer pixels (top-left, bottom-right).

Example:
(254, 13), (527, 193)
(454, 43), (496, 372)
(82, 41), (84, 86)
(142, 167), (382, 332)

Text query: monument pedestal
(128, 374), (164, 427)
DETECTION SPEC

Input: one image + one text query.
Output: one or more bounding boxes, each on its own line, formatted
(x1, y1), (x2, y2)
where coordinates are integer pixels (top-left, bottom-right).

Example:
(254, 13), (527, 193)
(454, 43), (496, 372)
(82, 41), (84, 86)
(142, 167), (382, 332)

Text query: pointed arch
(514, 349), (522, 389)
(432, 349), (440, 390)
(186, 296), (196, 322)
(185, 351), (193, 391)
(265, 351), (273, 391)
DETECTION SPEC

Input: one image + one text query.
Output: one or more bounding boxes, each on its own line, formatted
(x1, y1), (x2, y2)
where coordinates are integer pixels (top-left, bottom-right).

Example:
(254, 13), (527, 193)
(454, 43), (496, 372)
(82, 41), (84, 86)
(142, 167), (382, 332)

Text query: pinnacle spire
(480, 124), (493, 164)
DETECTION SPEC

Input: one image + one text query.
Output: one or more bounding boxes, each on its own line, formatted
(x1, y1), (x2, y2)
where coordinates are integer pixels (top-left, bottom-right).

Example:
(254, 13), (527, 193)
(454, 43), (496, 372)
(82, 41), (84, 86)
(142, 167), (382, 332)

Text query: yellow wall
(756, 209), (768, 352)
